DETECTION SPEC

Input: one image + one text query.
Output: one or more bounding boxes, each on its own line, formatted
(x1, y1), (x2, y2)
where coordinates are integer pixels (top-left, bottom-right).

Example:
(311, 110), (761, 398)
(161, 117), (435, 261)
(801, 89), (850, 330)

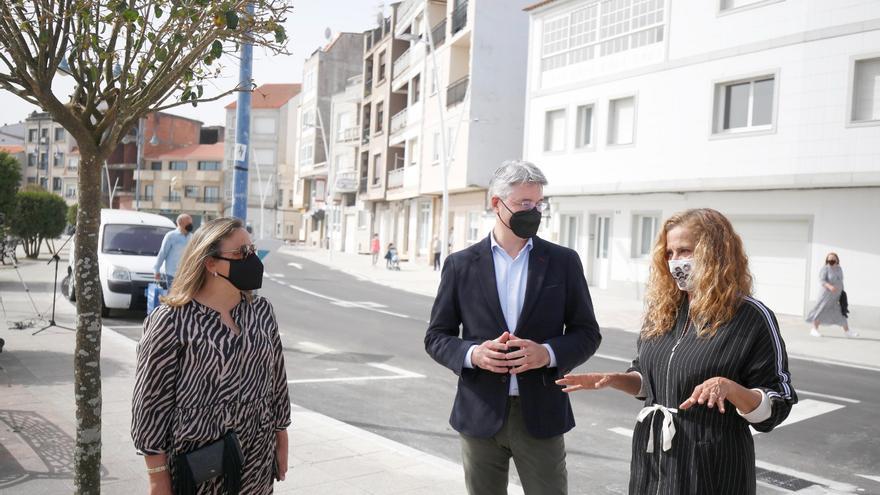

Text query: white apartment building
(383, 0), (533, 262)
(328, 75), (365, 253)
(22, 112), (79, 204)
(523, 0), (880, 326)
(278, 92), (303, 242)
(224, 83), (301, 240)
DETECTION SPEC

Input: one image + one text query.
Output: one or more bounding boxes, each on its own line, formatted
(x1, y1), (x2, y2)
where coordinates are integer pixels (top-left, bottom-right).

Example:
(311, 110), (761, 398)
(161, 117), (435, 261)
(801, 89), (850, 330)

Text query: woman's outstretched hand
(556, 372), (615, 393)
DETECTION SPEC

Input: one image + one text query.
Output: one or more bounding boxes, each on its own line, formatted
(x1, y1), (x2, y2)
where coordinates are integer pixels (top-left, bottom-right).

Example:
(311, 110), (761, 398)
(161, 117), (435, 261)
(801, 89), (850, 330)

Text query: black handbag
(173, 430), (244, 495)
(840, 290), (850, 318)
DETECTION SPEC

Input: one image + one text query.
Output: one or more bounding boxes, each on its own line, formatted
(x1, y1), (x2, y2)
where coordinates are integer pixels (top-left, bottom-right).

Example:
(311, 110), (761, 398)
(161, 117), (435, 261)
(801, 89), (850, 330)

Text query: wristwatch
(146, 464), (168, 475)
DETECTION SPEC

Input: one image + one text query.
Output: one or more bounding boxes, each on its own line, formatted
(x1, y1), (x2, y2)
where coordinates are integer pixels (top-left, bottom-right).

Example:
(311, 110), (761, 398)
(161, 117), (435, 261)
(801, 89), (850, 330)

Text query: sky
(0, 0), (384, 128)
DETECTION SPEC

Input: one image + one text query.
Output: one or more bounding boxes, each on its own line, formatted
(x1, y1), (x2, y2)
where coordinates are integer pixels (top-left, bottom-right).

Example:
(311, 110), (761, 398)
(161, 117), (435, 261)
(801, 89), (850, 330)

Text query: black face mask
(214, 253), (264, 291)
(827, 259), (837, 266)
(184, 223), (194, 233)
(498, 199), (542, 239)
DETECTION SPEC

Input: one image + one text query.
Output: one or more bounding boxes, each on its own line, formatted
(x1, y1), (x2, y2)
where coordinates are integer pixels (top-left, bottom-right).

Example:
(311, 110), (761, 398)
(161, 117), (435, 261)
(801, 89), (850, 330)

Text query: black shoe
(0, 338), (5, 353)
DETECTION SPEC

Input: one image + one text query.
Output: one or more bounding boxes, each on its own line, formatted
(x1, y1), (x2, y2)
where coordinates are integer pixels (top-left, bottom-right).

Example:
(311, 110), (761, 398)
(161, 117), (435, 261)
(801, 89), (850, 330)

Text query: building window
(300, 143), (314, 166)
(54, 152), (64, 167)
(575, 104), (594, 149)
(168, 187), (181, 201)
(543, 109), (566, 152)
(372, 154), (383, 186)
(27, 153), (36, 167)
(632, 214), (659, 257)
(418, 201), (431, 251)
(144, 184), (154, 200)
(378, 51), (386, 82)
(27, 177), (36, 184)
(254, 117), (276, 135)
(541, 1), (663, 72)
(608, 96), (635, 145)
(375, 102), (384, 133)
(39, 153), (48, 169)
(198, 161), (221, 171)
(184, 185), (199, 198)
(65, 184), (77, 199)
(204, 186), (220, 200)
(851, 57), (880, 123)
(54, 127), (65, 141)
(411, 74), (421, 104)
(407, 137), (419, 166)
(52, 177), (62, 191)
(150, 161), (162, 170)
(466, 212), (481, 245)
(28, 129), (37, 142)
(68, 157), (78, 170)
(720, 0), (780, 12)
(714, 76), (775, 133)
(39, 177), (48, 189)
(303, 67), (316, 93)
(170, 160), (187, 171)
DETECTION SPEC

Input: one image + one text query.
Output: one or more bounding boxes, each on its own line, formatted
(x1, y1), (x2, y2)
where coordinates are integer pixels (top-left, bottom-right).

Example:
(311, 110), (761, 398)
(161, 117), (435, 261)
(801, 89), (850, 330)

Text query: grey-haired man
(425, 161), (602, 494)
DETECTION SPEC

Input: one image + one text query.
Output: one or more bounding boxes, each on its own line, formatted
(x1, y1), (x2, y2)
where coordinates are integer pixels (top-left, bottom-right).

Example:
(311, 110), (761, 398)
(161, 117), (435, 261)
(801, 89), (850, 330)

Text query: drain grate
(756, 467), (817, 491)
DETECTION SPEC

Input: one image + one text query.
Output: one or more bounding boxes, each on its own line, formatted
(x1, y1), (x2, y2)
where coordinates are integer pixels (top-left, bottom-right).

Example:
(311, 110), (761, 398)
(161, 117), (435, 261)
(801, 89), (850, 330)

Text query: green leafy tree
(67, 203), (78, 226)
(10, 190), (68, 258)
(0, 150), (22, 220)
(0, 1), (291, 491)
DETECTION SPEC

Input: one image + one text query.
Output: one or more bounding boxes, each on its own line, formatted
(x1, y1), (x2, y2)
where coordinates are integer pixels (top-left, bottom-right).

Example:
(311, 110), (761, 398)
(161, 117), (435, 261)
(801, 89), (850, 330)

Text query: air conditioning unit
(39, 137), (48, 144)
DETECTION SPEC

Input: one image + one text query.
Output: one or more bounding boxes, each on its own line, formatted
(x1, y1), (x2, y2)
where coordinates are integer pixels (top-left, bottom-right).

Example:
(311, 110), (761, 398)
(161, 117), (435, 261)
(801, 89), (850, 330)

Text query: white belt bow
(636, 404), (677, 453)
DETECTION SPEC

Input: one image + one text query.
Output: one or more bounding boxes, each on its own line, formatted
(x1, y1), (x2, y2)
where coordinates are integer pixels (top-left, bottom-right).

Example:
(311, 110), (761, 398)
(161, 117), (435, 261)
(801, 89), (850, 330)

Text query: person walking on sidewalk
(806, 252), (858, 338)
(132, 217), (290, 495)
(153, 213), (194, 287)
(557, 208), (797, 495)
(432, 236), (442, 271)
(370, 233), (380, 267)
(425, 160), (602, 495)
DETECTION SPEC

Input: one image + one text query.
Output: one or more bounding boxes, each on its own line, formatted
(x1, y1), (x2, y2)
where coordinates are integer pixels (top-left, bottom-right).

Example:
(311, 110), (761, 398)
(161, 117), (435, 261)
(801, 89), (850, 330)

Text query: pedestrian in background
(432, 236), (441, 271)
(425, 161), (601, 495)
(153, 213), (193, 287)
(132, 217), (290, 495)
(370, 233), (380, 267)
(557, 208), (797, 495)
(806, 252), (858, 338)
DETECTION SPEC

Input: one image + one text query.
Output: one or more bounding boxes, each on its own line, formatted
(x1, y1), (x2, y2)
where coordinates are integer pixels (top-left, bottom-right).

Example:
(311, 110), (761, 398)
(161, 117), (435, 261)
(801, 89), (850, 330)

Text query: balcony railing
(447, 76), (469, 107)
(452, 1), (468, 35)
(334, 171), (358, 193)
(390, 108), (408, 135)
(431, 18), (446, 48)
(196, 197), (223, 204)
(338, 127), (360, 143)
(392, 48), (411, 80)
(387, 168), (405, 189)
(163, 196), (181, 202)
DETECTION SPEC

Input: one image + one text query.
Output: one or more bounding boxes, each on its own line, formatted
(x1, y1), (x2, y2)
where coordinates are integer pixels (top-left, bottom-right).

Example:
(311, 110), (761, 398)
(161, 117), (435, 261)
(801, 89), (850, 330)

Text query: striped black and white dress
(132, 295), (291, 494)
(627, 296), (797, 495)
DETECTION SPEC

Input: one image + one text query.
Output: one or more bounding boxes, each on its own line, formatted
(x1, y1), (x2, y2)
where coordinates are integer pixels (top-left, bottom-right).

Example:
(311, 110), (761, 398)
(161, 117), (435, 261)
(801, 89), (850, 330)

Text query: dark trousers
(460, 397), (568, 495)
(433, 252), (441, 270)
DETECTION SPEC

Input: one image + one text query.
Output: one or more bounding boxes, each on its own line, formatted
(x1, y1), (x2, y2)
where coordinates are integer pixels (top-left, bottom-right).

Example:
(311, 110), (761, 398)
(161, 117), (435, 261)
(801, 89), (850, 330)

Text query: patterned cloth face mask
(667, 258), (695, 291)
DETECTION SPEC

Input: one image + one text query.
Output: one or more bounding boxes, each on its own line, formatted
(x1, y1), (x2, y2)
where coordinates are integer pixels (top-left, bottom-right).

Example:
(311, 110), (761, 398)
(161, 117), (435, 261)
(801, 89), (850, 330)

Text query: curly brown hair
(642, 208), (753, 339)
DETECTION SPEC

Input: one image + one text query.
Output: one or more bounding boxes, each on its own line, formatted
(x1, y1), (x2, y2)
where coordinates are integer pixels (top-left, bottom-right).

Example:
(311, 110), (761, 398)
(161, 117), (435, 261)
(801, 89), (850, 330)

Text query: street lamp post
(397, 30), (450, 265)
(304, 108), (333, 258)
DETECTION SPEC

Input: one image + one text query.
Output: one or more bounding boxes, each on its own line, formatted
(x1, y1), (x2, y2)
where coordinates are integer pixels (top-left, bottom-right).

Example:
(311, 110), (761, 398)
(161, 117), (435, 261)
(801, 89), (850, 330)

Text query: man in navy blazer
(425, 161), (602, 495)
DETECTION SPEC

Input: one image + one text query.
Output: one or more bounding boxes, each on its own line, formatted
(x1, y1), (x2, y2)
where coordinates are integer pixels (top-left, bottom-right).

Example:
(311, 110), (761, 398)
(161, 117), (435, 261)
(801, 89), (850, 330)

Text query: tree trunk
(73, 150), (103, 494)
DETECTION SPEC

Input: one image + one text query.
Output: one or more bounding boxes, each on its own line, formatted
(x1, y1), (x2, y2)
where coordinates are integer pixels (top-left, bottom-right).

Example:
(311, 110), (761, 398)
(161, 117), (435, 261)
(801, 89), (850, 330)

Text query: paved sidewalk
(280, 245), (880, 372)
(0, 249), (523, 494)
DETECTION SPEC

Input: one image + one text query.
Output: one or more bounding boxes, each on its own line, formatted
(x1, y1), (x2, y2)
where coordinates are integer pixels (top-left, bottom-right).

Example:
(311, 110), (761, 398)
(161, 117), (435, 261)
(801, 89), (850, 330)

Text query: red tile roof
(149, 143), (225, 161)
(225, 83), (301, 110)
(0, 145), (24, 154)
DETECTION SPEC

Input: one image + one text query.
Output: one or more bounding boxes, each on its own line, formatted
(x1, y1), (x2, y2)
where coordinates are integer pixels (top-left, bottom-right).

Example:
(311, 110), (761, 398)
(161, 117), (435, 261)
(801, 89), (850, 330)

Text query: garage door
(732, 219), (810, 316)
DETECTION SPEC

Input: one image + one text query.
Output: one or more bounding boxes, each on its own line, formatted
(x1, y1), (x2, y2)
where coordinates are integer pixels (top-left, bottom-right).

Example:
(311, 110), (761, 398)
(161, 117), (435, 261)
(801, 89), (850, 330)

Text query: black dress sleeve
(740, 301), (797, 432)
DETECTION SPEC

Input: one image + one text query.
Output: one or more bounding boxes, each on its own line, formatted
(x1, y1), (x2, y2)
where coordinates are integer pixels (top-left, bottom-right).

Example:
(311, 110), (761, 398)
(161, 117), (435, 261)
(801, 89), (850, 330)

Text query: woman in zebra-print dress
(132, 217), (290, 494)
(558, 209), (797, 494)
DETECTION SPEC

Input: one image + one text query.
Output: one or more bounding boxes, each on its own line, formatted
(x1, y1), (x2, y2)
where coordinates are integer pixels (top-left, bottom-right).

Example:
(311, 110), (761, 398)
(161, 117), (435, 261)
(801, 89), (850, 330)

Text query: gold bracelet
(147, 464), (168, 475)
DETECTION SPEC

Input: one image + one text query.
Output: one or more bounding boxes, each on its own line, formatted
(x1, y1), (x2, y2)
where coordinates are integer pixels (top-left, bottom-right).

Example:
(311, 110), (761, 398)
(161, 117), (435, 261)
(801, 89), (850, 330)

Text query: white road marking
(297, 341), (336, 354)
(267, 272), (285, 278)
(857, 475), (880, 484)
(789, 354), (880, 374)
(287, 262), (302, 270)
(797, 389), (860, 404)
(367, 362), (426, 378)
(595, 353), (633, 364)
(288, 362), (425, 385)
(265, 276), (419, 320)
(608, 427), (634, 438)
(751, 399), (844, 435)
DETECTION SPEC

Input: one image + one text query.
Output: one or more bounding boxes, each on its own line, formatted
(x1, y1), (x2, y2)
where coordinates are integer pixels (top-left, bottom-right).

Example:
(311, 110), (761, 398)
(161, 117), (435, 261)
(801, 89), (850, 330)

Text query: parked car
(65, 209), (175, 316)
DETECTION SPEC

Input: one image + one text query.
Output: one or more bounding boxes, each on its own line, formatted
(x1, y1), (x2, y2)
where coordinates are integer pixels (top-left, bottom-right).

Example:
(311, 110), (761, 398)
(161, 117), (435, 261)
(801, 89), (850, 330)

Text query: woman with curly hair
(557, 208), (797, 494)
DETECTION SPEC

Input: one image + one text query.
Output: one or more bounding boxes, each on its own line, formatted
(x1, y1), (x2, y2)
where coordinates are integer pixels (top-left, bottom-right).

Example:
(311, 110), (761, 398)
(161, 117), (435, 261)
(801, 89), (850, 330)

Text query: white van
(65, 209), (176, 316)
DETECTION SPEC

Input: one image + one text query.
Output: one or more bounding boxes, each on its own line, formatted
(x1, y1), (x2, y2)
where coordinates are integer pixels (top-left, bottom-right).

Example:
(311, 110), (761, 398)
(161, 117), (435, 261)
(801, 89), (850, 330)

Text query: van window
(102, 224), (173, 256)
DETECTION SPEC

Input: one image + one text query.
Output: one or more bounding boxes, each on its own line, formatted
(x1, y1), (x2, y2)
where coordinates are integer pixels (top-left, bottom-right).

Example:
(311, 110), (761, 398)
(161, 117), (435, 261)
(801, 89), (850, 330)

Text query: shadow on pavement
(0, 409), (110, 490)
(0, 350), (132, 386)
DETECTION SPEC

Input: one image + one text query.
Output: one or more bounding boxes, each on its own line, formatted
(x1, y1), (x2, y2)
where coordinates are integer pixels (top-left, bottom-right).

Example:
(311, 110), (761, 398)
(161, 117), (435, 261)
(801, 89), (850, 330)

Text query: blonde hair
(161, 217), (252, 307)
(642, 208), (752, 339)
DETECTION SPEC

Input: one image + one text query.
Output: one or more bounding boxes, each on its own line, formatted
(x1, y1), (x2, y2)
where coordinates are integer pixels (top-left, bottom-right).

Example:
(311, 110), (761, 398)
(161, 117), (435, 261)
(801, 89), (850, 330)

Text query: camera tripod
(33, 233), (75, 335)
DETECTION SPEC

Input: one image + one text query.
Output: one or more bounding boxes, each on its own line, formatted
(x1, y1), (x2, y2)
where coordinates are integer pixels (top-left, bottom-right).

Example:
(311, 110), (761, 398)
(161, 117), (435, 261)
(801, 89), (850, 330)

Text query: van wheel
(101, 299), (111, 318)
(63, 274), (76, 301)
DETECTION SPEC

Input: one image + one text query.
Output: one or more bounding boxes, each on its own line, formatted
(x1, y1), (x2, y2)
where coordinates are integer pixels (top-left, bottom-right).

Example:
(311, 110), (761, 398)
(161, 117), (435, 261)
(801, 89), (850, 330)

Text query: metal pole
(422, 23), (450, 265)
(232, 3), (255, 222)
(315, 106), (332, 257)
(135, 117), (143, 211)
